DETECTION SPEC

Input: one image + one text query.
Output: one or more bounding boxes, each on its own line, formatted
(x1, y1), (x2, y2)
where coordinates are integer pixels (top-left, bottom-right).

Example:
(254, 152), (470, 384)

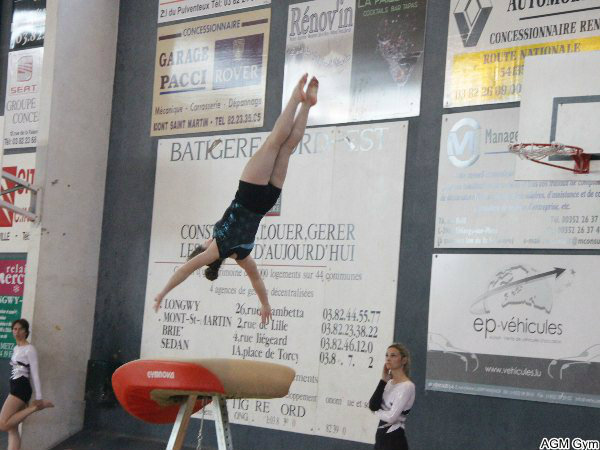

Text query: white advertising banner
(427, 254), (600, 408)
(0, 152), (35, 252)
(3, 48), (43, 149)
(158, 0), (271, 23)
(435, 108), (600, 249)
(152, 9), (270, 136)
(283, 0), (427, 126)
(444, 0), (600, 107)
(141, 121), (408, 443)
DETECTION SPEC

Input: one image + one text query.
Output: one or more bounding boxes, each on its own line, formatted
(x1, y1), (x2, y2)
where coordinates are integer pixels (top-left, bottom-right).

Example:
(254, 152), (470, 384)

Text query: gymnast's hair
(188, 244), (223, 281)
(12, 318), (30, 338)
(388, 342), (411, 377)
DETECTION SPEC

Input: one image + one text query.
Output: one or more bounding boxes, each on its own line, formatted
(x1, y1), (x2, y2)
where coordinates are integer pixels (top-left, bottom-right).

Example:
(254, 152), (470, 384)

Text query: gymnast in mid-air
(154, 74), (319, 324)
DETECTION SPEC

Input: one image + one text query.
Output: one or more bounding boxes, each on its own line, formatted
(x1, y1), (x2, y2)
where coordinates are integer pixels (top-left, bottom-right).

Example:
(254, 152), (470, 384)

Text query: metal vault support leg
(212, 395), (233, 450)
(167, 394), (198, 450)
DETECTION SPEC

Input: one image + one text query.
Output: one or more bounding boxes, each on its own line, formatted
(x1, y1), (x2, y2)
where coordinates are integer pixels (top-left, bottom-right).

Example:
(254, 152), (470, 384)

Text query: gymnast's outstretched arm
(154, 241), (220, 312)
(236, 255), (272, 324)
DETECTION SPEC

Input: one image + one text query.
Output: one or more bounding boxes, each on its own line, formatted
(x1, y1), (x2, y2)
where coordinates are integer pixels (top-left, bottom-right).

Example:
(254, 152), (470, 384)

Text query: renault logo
(454, 0), (493, 47)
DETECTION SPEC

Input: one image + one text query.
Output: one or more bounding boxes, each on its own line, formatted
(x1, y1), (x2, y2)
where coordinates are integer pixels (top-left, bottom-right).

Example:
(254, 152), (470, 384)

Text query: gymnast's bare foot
(33, 400), (55, 411)
(306, 76), (319, 106)
(293, 73), (308, 103)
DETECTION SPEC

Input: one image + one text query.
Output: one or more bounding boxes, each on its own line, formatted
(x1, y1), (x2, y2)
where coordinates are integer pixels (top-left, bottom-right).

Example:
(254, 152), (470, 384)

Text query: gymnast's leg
(0, 394), (53, 450)
(269, 76), (318, 189)
(240, 73), (308, 186)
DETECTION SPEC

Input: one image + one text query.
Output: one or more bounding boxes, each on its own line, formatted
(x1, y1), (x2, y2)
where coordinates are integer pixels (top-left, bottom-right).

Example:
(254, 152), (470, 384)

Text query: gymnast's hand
(260, 303), (272, 325)
(381, 363), (392, 382)
(153, 292), (165, 313)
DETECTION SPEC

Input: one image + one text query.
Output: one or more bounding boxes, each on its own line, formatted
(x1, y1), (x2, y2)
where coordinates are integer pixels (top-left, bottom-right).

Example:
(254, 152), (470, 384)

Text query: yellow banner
(449, 36), (600, 106)
(151, 9), (270, 136)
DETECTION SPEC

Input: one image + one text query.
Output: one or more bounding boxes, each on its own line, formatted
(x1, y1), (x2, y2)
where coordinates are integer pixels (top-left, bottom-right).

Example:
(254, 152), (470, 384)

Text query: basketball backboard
(514, 51), (600, 181)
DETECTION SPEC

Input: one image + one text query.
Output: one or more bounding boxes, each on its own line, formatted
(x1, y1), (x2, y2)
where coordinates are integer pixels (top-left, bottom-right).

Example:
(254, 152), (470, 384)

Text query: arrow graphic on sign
(470, 267), (566, 314)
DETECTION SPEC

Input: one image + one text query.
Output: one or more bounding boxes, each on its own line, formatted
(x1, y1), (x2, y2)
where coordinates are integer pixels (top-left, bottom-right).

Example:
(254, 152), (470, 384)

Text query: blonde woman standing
(369, 343), (416, 450)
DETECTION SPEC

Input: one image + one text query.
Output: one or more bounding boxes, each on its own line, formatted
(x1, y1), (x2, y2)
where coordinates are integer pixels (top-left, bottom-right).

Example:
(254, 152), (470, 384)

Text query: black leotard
(213, 200), (263, 260)
(212, 181), (281, 260)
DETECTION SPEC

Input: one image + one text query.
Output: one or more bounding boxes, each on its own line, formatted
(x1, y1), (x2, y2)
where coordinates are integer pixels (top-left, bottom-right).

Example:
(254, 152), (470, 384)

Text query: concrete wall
(0, 0), (20, 405)
(15, 1), (120, 449)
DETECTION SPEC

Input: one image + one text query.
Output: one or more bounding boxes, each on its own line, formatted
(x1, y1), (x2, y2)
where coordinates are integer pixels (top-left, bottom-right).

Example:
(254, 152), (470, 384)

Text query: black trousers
(374, 426), (409, 450)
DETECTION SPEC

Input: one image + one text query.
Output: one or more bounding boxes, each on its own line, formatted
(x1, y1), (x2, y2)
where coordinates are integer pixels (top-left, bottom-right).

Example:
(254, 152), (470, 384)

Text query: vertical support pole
(166, 395), (198, 450)
(19, 2), (119, 448)
(212, 395), (233, 450)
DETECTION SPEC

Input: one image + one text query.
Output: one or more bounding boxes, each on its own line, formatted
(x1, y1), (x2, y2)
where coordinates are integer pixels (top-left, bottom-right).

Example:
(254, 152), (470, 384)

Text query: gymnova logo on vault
(146, 370), (176, 379)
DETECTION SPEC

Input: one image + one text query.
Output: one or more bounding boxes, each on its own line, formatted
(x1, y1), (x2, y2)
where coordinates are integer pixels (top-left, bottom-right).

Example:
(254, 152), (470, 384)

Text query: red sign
(0, 259), (26, 296)
(0, 167), (18, 227)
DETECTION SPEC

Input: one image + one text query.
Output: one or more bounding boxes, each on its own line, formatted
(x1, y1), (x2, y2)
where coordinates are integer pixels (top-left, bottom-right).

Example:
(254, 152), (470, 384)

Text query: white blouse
(10, 344), (42, 400)
(374, 380), (415, 433)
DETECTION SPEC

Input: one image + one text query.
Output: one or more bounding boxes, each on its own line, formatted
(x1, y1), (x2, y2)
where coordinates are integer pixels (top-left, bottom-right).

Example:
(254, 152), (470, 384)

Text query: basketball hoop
(508, 143), (591, 174)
